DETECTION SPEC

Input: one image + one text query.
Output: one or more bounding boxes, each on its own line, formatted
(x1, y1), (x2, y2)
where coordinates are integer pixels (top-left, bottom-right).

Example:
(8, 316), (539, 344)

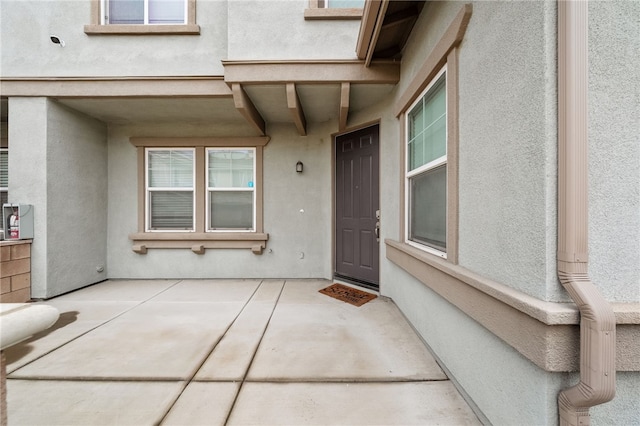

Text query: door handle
(375, 221), (380, 242)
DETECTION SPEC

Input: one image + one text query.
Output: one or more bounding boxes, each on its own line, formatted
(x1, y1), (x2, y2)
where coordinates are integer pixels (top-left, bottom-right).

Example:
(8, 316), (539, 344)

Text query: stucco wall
(364, 1), (640, 424)
(8, 98), (108, 298)
(457, 0), (560, 301)
(7, 98), (49, 297)
(587, 0), (640, 302)
(0, 0), (229, 76)
(227, 0), (361, 60)
(106, 121), (333, 279)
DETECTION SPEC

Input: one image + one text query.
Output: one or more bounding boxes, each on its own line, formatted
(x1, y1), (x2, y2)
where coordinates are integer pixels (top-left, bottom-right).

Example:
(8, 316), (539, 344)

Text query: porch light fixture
(296, 161), (304, 173)
(50, 35), (65, 47)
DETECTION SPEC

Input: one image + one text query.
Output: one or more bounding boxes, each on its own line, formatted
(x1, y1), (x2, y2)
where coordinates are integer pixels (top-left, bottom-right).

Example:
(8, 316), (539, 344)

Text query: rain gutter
(557, 1), (616, 424)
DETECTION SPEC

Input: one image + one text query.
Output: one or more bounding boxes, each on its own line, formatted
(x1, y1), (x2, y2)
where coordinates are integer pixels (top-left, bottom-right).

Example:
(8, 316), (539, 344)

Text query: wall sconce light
(296, 161), (304, 173)
(50, 35), (65, 47)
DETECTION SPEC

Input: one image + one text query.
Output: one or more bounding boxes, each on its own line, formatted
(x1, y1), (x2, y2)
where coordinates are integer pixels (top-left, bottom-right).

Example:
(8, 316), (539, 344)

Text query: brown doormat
(319, 283), (377, 307)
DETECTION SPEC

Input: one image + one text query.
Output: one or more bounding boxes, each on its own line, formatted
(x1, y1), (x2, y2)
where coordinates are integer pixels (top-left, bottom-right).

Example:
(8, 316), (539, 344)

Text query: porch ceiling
(1, 79), (395, 134)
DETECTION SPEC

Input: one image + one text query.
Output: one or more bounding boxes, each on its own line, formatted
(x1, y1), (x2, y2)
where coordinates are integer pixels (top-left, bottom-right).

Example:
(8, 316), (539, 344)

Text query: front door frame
(332, 121), (381, 290)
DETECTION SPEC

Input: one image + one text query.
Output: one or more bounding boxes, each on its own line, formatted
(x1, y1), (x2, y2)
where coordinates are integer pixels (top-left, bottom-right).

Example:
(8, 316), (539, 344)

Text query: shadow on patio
(4, 279), (481, 425)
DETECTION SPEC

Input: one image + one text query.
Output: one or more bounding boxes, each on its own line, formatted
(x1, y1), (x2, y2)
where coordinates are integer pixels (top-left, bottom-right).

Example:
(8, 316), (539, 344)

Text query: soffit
(357, 0), (425, 63)
(1, 59), (400, 134)
(57, 97), (247, 125)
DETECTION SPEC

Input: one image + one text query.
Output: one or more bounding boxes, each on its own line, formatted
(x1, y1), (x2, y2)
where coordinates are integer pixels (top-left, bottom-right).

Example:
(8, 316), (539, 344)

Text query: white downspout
(557, 1), (616, 425)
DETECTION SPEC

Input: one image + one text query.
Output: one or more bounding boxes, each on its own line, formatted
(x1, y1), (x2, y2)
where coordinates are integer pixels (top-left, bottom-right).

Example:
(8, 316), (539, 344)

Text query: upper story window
(85, 0), (200, 35)
(305, 0), (363, 20)
(104, 0), (186, 25)
(405, 66), (447, 257)
(320, 0), (365, 7)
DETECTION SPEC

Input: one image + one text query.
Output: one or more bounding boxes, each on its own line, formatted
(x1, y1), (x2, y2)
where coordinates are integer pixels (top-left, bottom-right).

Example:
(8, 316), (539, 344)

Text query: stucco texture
(8, 98), (108, 298)
(0, 0), (228, 77)
(227, 0), (361, 60)
(587, 0), (640, 302)
(106, 122), (332, 280)
(456, 1), (560, 301)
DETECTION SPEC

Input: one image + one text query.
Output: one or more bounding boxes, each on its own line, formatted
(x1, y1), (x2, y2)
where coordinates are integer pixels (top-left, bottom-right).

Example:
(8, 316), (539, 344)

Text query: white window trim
(404, 65), (448, 259)
(206, 148), (256, 233)
(145, 148), (196, 233)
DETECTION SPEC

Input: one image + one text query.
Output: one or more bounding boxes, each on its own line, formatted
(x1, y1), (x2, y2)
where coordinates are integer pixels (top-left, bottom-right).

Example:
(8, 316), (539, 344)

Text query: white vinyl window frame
(101, 0), (188, 25)
(145, 148), (195, 232)
(206, 148), (256, 232)
(404, 65), (448, 258)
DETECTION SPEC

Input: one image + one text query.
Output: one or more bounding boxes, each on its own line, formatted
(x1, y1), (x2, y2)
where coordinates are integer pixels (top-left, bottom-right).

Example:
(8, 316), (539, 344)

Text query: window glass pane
(410, 165), (447, 251)
(109, 0), (144, 24)
(149, 0), (185, 24)
(208, 149), (254, 188)
(326, 0), (365, 7)
(148, 150), (193, 188)
(149, 190), (193, 230)
(408, 75), (446, 171)
(0, 150), (7, 188)
(209, 191), (253, 230)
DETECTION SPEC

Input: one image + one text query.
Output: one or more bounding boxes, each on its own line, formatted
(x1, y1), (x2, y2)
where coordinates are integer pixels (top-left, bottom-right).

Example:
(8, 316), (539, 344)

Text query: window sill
(129, 232), (268, 254)
(304, 8), (363, 20)
(84, 24), (201, 35)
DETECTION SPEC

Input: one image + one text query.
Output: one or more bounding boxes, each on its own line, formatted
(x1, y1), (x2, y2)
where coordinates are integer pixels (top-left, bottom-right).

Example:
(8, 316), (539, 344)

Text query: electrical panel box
(2, 204), (34, 240)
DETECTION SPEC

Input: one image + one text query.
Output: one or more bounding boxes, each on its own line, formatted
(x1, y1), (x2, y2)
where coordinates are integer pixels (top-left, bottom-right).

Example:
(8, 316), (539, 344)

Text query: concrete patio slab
(149, 279), (262, 303)
(4, 300), (136, 372)
(247, 297), (445, 381)
(161, 381), (240, 425)
(49, 279), (180, 302)
(10, 302), (245, 380)
(7, 379), (183, 425)
(5, 279), (482, 425)
(227, 381), (482, 425)
(195, 302), (278, 381)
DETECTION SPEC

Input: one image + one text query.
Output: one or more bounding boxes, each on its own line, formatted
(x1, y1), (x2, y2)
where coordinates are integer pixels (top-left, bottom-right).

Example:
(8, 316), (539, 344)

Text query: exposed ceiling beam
(339, 82), (350, 131)
(286, 83), (307, 136)
(232, 83), (265, 135)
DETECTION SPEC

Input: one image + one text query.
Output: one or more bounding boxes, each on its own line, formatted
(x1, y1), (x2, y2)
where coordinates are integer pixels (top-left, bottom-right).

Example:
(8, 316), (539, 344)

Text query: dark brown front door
(335, 125), (380, 288)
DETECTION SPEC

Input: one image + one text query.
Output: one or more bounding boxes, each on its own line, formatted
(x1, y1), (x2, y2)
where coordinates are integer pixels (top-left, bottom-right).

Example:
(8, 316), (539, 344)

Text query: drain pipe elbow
(557, 267), (616, 426)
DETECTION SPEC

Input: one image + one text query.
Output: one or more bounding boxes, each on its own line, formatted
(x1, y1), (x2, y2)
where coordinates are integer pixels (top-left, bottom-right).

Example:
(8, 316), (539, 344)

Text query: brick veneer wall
(0, 240), (31, 303)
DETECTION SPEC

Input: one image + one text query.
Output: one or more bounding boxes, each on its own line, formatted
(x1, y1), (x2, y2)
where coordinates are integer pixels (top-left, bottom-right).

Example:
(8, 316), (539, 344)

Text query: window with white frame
(146, 148), (194, 231)
(406, 67), (447, 255)
(103, 0), (186, 25)
(320, 0), (365, 8)
(207, 148), (255, 231)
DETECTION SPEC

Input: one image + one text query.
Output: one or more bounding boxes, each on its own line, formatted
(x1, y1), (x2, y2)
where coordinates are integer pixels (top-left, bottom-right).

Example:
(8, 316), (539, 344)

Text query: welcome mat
(319, 283), (377, 307)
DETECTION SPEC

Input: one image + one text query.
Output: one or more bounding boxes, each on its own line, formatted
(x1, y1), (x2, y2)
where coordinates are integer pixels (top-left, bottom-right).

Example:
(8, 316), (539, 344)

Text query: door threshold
(333, 274), (379, 292)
